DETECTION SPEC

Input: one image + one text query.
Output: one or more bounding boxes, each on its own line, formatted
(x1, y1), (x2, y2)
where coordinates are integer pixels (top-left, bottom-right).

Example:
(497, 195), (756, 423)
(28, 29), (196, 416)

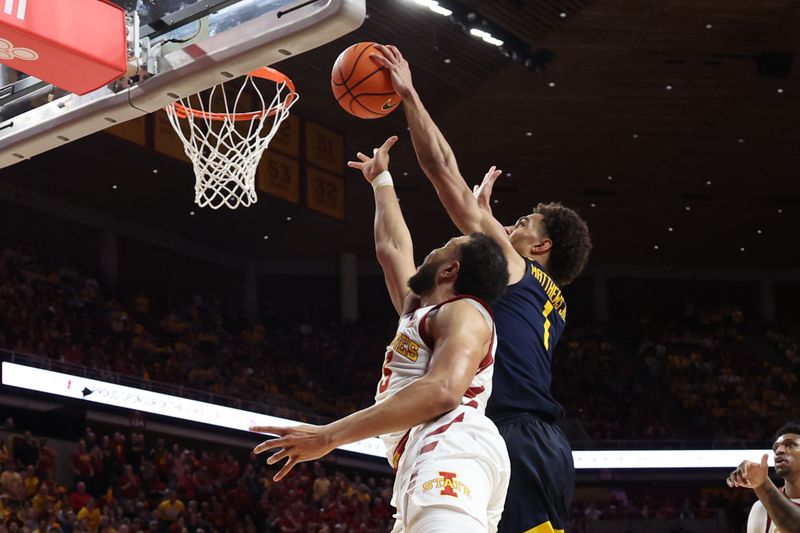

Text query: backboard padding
(0, 0), (365, 169)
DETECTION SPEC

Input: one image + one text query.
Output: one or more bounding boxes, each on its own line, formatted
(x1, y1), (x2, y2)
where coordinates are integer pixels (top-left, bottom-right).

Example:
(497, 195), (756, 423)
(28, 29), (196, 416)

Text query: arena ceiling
(2, 0), (800, 270)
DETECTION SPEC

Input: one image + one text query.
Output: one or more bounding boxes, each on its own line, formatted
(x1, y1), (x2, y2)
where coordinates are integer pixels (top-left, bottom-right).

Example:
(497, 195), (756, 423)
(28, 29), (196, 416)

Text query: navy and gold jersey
(486, 257), (567, 422)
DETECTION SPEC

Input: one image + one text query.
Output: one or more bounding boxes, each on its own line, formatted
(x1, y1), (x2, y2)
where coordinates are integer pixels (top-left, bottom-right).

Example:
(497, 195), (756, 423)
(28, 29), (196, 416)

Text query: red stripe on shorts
(426, 412), (465, 437)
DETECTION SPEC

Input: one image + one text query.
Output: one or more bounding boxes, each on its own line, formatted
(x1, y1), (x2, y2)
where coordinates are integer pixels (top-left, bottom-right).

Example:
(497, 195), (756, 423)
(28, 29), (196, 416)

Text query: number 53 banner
(257, 152), (301, 204)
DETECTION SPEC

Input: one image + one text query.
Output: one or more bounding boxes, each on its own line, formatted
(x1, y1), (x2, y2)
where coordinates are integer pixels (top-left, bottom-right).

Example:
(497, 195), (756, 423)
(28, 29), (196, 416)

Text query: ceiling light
(739, 247), (745, 252)
(493, 199), (499, 205)
(590, 203), (597, 208)
(403, 171), (408, 176)
(684, 206), (691, 211)
(286, 217), (292, 221)
(443, 58), (451, 64)
(189, 211), (195, 216)
(607, 176), (613, 181)
(778, 208), (784, 214)
(428, 4), (452, 16)
(548, 82), (556, 87)
(668, 227), (674, 232)
(414, 0), (451, 16)
(560, 12), (567, 18)
(738, 138), (744, 143)
(757, 229), (763, 235)
(705, 180), (712, 186)
(653, 245), (660, 250)
(632, 133), (639, 139)
(666, 85), (673, 91)
(112, 185), (118, 190)
(505, 172), (512, 177)
(152, 169), (158, 174)
(705, 24), (713, 29)
(263, 235), (269, 240)
(469, 28), (503, 46)
(525, 131), (533, 137)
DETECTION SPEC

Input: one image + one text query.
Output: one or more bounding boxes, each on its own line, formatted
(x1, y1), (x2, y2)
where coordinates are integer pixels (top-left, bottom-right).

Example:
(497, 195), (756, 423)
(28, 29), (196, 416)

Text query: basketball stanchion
(165, 67), (298, 210)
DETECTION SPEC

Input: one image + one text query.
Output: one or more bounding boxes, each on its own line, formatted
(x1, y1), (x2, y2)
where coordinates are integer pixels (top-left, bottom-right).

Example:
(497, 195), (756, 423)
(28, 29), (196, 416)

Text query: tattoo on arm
(755, 481), (800, 533)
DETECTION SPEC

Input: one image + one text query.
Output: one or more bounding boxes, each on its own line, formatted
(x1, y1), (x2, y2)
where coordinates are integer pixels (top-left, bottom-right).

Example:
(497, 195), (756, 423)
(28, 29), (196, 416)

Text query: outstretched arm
(728, 455), (800, 533)
(249, 300), (491, 481)
(372, 45), (525, 281)
(348, 136), (416, 315)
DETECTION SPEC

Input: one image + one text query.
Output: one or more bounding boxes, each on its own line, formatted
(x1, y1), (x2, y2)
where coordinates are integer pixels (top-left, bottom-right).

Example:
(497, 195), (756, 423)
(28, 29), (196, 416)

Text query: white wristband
(371, 171), (394, 191)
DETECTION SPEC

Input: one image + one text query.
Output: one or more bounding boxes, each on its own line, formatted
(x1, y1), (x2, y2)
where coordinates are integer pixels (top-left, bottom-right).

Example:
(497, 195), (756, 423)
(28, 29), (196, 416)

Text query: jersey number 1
(542, 301), (554, 350)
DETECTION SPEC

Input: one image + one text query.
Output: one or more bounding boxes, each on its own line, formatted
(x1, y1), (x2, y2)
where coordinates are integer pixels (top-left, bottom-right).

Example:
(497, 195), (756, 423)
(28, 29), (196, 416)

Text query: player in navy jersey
(373, 45), (592, 533)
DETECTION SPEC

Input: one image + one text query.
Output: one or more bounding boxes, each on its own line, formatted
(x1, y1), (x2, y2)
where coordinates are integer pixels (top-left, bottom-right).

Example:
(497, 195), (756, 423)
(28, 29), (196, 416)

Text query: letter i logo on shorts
(439, 471), (459, 497)
(423, 471), (472, 499)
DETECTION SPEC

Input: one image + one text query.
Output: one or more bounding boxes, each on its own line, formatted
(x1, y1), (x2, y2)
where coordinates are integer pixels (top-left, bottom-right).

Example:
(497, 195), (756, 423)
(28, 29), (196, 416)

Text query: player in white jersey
(727, 422), (800, 533)
(250, 135), (511, 532)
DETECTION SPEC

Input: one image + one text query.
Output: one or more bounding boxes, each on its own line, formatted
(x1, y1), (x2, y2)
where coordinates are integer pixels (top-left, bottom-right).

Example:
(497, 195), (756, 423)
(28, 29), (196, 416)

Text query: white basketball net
(165, 75), (298, 209)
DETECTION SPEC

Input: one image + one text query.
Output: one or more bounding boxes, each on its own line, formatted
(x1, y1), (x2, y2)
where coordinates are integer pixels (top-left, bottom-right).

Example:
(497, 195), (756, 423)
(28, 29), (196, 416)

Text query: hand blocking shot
(251, 137), (511, 533)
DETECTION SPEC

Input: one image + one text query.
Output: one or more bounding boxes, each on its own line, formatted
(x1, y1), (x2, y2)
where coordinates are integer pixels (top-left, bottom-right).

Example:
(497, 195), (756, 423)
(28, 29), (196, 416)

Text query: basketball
(331, 42), (400, 119)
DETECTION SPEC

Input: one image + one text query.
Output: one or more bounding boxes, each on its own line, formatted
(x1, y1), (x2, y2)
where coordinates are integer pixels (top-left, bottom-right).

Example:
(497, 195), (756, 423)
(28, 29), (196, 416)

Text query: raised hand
(371, 44), (415, 100)
(347, 135), (398, 183)
(249, 424), (336, 481)
(726, 454), (769, 489)
(473, 165), (503, 214)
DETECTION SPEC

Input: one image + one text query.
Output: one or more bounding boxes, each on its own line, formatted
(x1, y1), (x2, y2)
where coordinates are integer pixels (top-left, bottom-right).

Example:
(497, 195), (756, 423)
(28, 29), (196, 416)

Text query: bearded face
(407, 259), (443, 296)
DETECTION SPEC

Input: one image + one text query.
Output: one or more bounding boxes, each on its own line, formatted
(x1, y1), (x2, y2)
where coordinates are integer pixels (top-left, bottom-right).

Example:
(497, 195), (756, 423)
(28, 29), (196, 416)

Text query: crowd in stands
(637, 305), (800, 441)
(4, 242), (798, 531)
(567, 489), (754, 533)
(0, 418), (396, 533)
(552, 325), (674, 441)
(1, 243), (799, 444)
(1, 418), (757, 533)
(0, 245), (392, 424)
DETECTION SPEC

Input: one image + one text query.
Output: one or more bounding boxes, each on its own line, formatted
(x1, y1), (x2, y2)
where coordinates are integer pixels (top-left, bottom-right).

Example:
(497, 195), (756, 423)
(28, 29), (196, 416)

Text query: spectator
(31, 484), (54, 514)
(14, 432), (39, 470)
(1, 460), (24, 502)
(117, 465), (141, 501)
(223, 480), (252, 515)
(22, 465), (40, 499)
(38, 439), (56, 481)
(71, 442), (94, 487)
(69, 482), (91, 513)
(312, 471), (331, 503)
(156, 490), (184, 530)
(76, 498), (101, 532)
(3, 502), (25, 530)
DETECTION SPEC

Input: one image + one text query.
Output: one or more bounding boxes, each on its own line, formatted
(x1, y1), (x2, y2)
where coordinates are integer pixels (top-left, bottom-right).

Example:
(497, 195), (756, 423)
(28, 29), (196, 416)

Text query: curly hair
(774, 421), (800, 442)
(453, 233), (509, 304)
(532, 202), (592, 286)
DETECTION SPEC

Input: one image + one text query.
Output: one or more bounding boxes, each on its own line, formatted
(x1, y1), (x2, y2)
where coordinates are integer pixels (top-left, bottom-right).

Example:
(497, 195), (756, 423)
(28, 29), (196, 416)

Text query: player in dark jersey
(372, 45), (592, 533)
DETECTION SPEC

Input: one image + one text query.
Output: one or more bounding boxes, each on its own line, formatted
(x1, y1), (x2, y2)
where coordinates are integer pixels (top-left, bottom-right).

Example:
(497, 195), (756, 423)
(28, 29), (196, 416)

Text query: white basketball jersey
(747, 497), (800, 533)
(374, 296), (496, 468)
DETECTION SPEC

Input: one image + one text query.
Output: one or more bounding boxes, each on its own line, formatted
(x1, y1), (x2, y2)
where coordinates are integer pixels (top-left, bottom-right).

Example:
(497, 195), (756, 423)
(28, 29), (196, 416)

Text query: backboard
(0, 0), (365, 168)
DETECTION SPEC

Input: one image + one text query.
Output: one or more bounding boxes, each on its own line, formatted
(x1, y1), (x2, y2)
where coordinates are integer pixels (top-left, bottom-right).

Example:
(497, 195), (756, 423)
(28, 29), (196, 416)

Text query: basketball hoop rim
(171, 67), (297, 121)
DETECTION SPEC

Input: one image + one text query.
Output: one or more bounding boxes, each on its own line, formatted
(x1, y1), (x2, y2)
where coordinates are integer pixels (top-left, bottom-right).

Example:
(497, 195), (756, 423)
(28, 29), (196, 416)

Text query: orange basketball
(331, 42), (401, 119)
